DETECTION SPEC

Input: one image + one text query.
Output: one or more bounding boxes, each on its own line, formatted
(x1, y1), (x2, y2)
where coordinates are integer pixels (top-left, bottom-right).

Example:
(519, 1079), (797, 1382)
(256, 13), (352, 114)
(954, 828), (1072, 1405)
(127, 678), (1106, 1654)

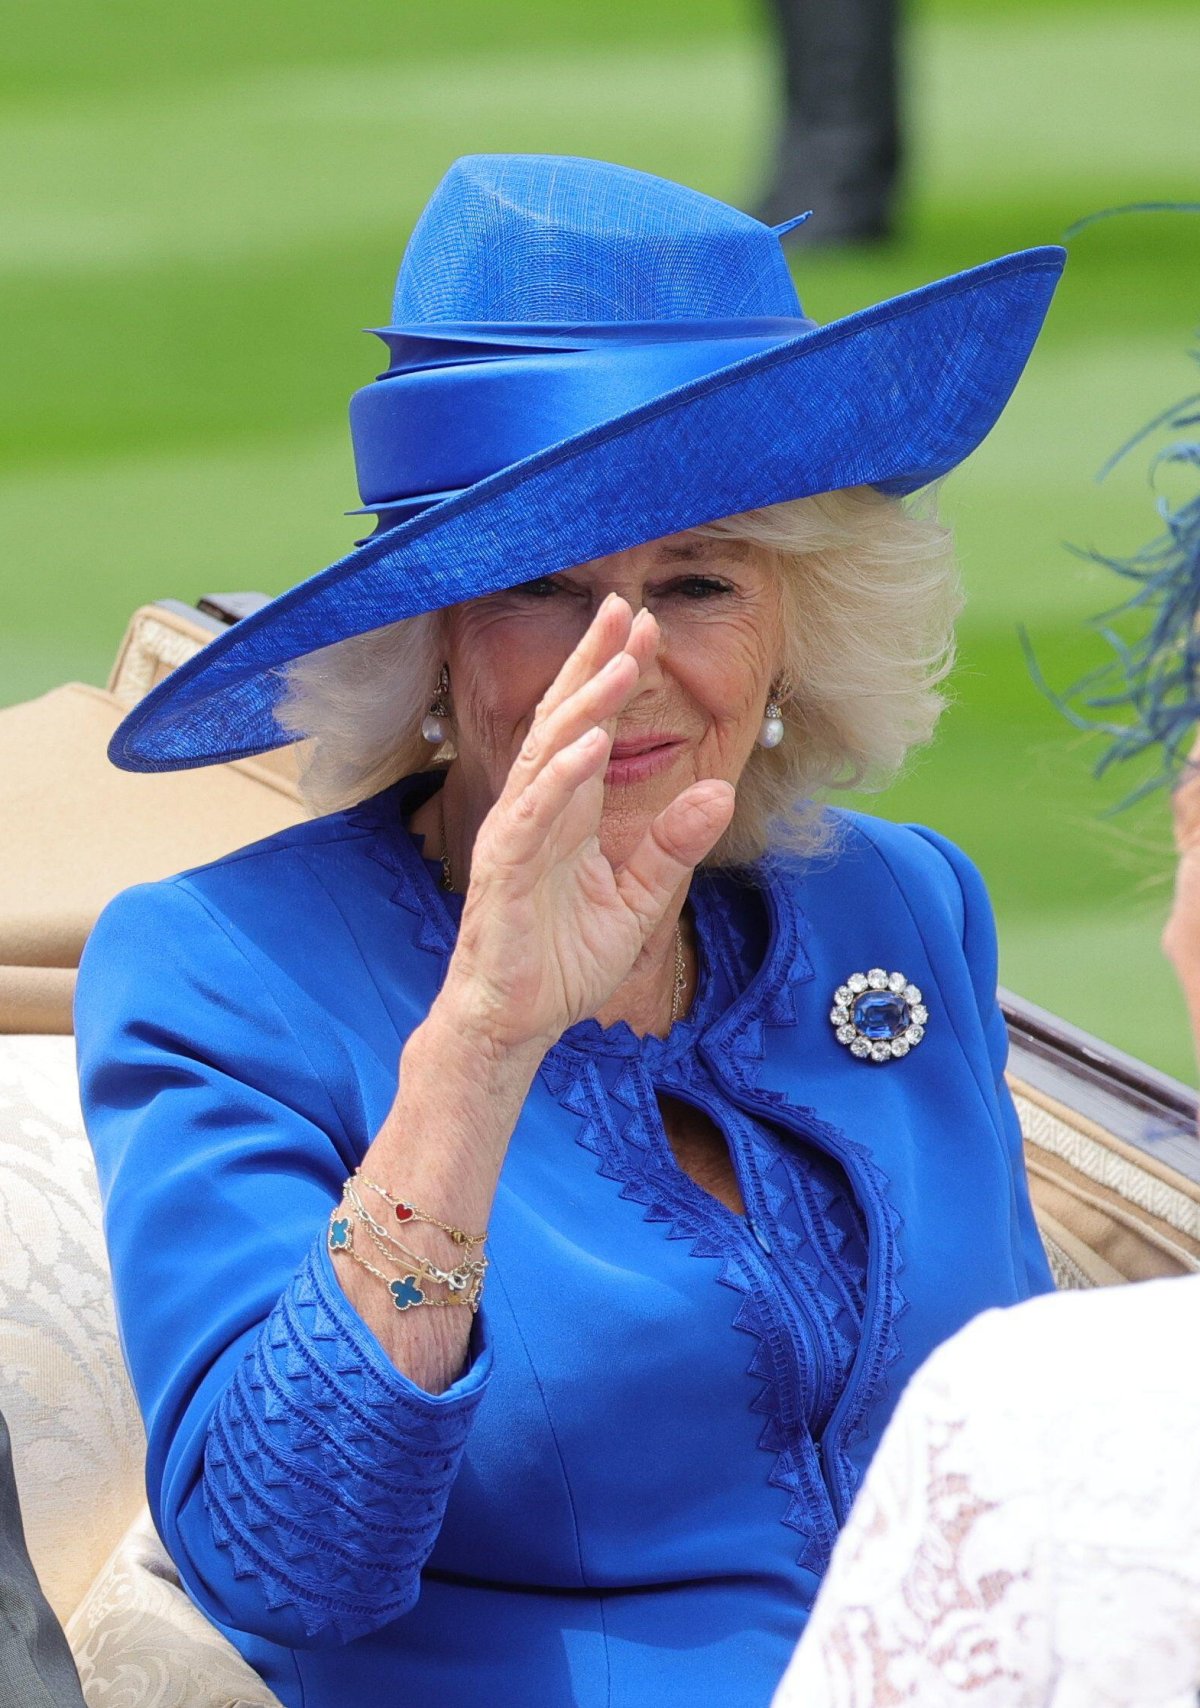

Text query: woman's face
(441, 530), (784, 869)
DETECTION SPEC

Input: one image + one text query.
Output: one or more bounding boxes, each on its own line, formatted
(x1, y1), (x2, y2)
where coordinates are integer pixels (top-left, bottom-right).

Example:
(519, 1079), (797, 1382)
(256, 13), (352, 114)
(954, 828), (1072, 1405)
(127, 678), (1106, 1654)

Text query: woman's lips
(604, 738), (686, 785)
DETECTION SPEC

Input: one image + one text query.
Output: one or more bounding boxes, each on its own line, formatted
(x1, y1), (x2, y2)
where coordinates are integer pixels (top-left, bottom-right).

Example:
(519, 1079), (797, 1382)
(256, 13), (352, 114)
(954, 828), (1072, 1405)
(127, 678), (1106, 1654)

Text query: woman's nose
(597, 586), (647, 617)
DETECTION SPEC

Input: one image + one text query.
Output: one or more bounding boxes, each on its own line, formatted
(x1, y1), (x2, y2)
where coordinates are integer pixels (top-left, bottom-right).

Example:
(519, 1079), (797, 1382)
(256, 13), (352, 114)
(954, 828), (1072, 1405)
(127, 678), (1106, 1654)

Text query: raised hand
(438, 594), (735, 1055)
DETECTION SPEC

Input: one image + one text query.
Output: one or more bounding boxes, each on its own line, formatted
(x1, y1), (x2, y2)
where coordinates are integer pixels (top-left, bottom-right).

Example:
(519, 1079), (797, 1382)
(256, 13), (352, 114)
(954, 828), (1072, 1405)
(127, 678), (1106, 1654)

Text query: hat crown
(391, 154), (804, 326)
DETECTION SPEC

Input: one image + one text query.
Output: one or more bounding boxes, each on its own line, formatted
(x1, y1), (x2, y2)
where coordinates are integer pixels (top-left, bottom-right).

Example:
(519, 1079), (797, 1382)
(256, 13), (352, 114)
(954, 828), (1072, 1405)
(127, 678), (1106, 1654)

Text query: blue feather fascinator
(1030, 208), (1200, 805)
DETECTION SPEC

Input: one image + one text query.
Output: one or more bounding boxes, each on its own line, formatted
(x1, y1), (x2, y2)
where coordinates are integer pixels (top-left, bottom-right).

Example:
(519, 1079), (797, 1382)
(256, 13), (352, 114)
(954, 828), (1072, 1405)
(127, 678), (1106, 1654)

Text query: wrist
(432, 965), (561, 1065)
(405, 996), (548, 1112)
(371, 1008), (541, 1206)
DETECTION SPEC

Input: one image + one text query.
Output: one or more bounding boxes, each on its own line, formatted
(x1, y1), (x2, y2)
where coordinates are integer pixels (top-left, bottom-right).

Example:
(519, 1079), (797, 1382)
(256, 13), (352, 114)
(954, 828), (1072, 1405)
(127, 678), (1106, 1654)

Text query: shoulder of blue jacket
(98, 796), (379, 911)
(174, 798), (378, 884)
(784, 809), (986, 945)
(77, 797), (381, 980)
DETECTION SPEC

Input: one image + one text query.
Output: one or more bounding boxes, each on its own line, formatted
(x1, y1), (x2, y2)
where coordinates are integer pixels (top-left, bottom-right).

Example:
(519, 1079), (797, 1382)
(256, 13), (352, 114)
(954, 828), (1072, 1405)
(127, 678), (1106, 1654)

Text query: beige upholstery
(66, 1509), (280, 1708)
(0, 603), (309, 1036)
(1012, 1074), (1200, 1288)
(0, 1035), (146, 1624)
(0, 1032), (284, 1706)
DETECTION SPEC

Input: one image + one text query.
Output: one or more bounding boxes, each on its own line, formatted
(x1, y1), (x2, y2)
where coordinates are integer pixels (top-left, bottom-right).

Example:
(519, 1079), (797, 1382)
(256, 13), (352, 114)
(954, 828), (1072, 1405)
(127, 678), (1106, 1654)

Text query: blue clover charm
(389, 1275), (426, 1311)
(328, 1216), (352, 1250)
(829, 968), (928, 1063)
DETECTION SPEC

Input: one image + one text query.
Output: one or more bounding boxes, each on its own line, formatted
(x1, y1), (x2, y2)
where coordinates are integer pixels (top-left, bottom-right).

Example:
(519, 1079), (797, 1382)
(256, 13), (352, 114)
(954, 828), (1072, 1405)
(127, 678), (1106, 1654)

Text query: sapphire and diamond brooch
(830, 968), (928, 1063)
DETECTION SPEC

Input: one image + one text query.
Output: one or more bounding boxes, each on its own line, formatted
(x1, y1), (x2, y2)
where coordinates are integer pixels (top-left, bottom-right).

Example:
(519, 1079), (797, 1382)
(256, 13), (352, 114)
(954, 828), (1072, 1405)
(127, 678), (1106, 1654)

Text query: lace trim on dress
(756, 1147), (869, 1408)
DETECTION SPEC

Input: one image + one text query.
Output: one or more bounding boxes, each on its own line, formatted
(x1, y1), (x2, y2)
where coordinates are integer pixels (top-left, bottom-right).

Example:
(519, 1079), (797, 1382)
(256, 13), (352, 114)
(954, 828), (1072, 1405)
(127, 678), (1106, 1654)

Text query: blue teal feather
(1030, 325), (1200, 806)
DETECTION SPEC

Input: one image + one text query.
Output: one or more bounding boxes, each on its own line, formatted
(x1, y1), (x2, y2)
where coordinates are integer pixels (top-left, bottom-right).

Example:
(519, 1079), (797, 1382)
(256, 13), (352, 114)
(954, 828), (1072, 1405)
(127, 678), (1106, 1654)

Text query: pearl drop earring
(759, 691), (785, 749)
(422, 665), (451, 746)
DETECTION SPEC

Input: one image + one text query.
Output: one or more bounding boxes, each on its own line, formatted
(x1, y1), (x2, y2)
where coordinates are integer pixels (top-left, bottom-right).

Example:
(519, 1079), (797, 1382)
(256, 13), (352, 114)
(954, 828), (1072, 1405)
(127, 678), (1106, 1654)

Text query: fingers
(531, 593), (633, 724)
(486, 726), (612, 870)
(620, 606), (661, 676)
(505, 606), (661, 799)
(614, 781), (737, 926)
(504, 648), (636, 802)
(591, 608), (660, 737)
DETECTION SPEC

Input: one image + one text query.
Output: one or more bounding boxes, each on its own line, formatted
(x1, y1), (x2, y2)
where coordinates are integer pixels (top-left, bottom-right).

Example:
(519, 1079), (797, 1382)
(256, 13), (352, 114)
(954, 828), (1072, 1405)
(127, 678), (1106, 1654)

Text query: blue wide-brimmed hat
(110, 153), (1066, 772)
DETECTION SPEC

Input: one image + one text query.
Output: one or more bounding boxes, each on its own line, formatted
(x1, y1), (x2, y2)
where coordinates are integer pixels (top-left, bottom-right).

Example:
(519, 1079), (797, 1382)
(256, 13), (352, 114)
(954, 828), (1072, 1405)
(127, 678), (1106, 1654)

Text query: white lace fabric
(773, 1276), (1200, 1708)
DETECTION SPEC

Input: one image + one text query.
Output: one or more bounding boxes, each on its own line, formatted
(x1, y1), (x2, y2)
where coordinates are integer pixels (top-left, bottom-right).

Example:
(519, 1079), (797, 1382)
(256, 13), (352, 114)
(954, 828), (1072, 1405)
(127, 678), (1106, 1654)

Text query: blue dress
(74, 772), (1051, 1708)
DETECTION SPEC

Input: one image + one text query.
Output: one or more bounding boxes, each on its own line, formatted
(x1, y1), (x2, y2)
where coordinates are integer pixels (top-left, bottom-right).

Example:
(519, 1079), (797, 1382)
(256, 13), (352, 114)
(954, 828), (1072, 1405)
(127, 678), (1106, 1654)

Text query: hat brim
(111, 245), (1065, 772)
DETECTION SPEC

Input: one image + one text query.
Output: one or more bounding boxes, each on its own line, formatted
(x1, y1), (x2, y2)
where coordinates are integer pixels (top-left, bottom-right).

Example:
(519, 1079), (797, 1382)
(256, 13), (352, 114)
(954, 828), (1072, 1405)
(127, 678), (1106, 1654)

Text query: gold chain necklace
(438, 794), (457, 893)
(669, 917), (686, 1024)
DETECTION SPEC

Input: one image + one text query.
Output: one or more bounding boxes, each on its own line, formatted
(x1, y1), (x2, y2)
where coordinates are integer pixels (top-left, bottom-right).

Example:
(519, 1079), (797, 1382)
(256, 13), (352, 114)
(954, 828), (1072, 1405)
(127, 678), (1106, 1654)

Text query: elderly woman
(75, 155), (1064, 1708)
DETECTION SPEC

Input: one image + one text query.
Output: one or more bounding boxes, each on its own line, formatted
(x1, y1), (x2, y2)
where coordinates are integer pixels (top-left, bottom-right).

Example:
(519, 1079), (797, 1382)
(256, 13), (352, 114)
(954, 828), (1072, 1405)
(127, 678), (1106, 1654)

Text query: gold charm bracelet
(354, 1170), (487, 1249)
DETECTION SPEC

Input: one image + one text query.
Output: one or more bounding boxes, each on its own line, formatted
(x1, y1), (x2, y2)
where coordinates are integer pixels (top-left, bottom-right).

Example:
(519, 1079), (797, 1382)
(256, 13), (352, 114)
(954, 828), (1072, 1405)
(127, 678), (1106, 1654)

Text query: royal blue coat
(75, 772), (1052, 1708)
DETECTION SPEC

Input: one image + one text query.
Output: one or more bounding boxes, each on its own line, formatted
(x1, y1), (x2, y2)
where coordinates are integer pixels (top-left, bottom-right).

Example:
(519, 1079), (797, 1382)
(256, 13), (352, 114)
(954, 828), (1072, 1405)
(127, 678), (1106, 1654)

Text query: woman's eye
(513, 576), (564, 599)
(671, 576), (733, 600)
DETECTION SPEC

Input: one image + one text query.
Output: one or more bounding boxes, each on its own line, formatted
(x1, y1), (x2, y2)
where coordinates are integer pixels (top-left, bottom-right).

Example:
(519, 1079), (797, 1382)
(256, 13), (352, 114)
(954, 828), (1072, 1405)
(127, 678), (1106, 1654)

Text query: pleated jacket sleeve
(74, 876), (492, 1649)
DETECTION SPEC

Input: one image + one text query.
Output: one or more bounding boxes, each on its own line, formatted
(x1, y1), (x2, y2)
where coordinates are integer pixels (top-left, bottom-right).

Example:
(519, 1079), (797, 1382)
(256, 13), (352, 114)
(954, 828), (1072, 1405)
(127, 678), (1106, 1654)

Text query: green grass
(3, 1), (1200, 1076)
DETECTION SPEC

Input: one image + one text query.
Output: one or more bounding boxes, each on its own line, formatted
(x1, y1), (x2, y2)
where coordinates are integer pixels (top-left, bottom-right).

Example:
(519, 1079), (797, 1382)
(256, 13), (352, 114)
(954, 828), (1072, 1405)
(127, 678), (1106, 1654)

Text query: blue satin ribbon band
(349, 318), (817, 511)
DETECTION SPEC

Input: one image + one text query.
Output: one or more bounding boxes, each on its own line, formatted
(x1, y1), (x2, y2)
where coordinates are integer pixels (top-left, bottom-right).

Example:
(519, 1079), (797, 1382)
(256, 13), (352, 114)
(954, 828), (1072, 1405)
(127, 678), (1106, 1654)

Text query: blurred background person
(754, 0), (902, 244)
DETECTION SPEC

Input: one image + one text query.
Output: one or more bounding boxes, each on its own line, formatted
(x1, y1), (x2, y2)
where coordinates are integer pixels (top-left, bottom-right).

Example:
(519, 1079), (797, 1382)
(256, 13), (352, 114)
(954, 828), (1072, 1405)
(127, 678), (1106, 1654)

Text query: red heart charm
(394, 1203), (415, 1223)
